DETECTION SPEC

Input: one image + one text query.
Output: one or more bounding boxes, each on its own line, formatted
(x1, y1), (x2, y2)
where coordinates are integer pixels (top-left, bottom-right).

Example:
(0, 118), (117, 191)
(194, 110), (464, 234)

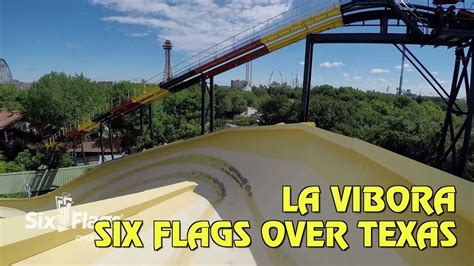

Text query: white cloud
(394, 63), (414, 72)
(320, 61), (344, 68)
(432, 71), (439, 75)
(126, 32), (149, 37)
(342, 73), (364, 82)
(394, 63), (409, 70)
(364, 77), (394, 91)
(371, 68), (390, 73)
(92, 0), (293, 53)
(367, 78), (389, 83)
(299, 61), (305, 65)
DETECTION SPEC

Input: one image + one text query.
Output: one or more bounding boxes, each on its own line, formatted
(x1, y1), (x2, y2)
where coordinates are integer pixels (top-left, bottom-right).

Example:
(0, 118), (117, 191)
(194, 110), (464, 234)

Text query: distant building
(0, 109), (23, 143)
(0, 109), (37, 154)
(231, 80), (248, 89)
(68, 138), (123, 165)
(240, 107), (258, 117)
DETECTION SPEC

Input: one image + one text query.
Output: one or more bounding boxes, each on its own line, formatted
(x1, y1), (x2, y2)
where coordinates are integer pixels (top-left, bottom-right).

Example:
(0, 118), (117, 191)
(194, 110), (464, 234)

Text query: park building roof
(0, 109), (23, 130)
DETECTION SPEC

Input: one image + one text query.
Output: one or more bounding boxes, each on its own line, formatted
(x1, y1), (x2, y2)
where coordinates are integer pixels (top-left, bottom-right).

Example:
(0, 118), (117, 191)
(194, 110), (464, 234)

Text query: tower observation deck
(163, 40), (173, 81)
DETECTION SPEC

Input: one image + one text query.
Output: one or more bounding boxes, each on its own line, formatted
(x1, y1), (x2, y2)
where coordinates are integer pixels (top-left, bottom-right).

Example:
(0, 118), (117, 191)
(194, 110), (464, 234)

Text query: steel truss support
(200, 75), (215, 134)
(301, 34), (418, 122)
(148, 104), (154, 141)
(137, 105), (153, 144)
(437, 45), (473, 178)
(99, 123), (105, 163)
(300, 37), (314, 122)
(80, 137), (86, 165)
(210, 76), (215, 132)
(108, 122), (114, 160)
(393, 44), (472, 178)
(140, 107), (144, 137)
(393, 44), (462, 112)
(72, 139), (78, 166)
(201, 77), (206, 135)
(303, 33), (473, 178)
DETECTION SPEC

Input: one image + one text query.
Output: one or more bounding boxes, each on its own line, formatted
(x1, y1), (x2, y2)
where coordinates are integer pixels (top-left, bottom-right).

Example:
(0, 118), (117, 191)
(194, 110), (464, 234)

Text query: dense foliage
(258, 85), (449, 164)
(0, 73), (471, 180)
(24, 73), (110, 133)
(0, 83), (26, 111)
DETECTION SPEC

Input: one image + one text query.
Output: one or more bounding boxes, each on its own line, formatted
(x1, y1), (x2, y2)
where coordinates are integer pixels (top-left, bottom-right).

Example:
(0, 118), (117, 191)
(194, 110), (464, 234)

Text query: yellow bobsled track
(0, 124), (472, 265)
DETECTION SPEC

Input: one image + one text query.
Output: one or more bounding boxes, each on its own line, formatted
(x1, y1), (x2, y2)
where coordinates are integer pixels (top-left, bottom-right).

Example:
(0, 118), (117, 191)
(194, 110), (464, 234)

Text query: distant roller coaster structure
(0, 58), (13, 84)
(268, 70), (284, 87)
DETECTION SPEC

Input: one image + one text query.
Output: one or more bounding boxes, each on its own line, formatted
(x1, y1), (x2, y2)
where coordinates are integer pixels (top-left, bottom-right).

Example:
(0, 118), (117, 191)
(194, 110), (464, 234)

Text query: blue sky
(1, 0), (471, 96)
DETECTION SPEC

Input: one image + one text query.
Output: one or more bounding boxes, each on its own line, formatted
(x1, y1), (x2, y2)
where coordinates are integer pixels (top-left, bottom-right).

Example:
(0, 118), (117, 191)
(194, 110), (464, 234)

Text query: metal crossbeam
(303, 33), (473, 179)
(437, 45), (473, 178)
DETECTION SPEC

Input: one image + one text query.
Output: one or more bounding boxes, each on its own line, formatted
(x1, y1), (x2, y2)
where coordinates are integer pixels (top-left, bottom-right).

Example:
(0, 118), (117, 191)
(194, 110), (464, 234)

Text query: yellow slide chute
(0, 124), (472, 265)
(261, 5), (343, 52)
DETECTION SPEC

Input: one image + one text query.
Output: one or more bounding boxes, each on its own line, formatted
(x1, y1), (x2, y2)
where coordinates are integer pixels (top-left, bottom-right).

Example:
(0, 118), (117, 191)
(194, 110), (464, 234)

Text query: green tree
(0, 83), (26, 111)
(215, 87), (251, 117)
(15, 150), (34, 170)
(234, 116), (258, 126)
(259, 85), (451, 171)
(0, 161), (23, 174)
(24, 72), (109, 135)
(260, 95), (296, 124)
